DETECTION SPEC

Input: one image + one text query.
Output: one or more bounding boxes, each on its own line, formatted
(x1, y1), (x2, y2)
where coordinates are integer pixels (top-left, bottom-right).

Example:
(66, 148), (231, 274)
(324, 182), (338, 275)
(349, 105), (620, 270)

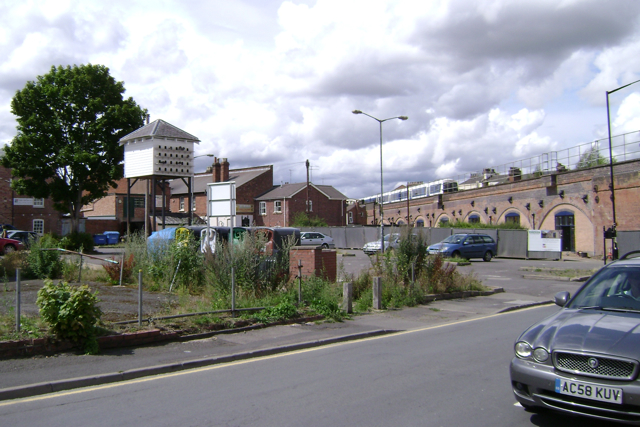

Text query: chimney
(221, 158), (229, 182)
(212, 158), (221, 182)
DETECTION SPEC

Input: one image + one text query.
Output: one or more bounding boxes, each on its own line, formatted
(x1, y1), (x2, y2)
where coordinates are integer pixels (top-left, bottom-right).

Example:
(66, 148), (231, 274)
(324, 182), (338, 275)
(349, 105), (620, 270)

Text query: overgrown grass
(0, 229), (488, 345)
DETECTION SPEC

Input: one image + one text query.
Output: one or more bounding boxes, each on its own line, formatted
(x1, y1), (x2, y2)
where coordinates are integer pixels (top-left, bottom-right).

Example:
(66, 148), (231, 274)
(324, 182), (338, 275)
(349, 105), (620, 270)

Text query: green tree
(575, 146), (611, 170)
(2, 64), (146, 232)
(291, 211), (328, 227)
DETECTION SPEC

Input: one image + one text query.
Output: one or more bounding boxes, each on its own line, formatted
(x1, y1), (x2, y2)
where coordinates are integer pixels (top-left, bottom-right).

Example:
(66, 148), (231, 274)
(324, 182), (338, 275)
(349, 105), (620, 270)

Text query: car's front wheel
(3, 244), (16, 255)
(483, 251), (493, 262)
(452, 250), (461, 259)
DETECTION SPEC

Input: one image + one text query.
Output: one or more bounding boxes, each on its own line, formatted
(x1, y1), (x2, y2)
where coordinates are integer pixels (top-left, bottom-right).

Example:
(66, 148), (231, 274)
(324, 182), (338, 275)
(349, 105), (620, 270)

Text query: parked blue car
(427, 233), (497, 261)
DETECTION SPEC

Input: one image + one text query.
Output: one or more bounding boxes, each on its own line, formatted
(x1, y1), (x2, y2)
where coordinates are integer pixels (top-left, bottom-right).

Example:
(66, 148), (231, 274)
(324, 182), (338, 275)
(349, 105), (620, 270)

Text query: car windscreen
(442, 234), (465, 244)
(567, 265), (640, 311)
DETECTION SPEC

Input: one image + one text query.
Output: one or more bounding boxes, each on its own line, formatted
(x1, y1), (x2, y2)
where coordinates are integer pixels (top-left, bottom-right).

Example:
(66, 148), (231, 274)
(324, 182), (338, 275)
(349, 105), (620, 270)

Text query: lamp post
(191, 154), (215, 225)
(352, 110), (408, 256)
(605, 79), (640, 260)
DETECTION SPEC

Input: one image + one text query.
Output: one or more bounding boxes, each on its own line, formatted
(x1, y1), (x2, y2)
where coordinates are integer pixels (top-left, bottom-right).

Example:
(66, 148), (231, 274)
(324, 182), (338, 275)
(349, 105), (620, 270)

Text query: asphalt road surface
(0, 304), (621, 427)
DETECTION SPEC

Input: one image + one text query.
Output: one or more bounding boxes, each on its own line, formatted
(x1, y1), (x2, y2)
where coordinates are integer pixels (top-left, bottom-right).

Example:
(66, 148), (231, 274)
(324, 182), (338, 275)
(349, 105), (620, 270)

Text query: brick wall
(289, 246), (337, 282)
(365, 159), (640, 256)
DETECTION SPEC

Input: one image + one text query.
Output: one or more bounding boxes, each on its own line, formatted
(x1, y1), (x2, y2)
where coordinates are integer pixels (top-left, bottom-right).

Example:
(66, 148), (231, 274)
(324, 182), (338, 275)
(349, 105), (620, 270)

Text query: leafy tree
(575, 146), (612, 170)
(2, 64), (146, 232)
(291, 211), (328, 227)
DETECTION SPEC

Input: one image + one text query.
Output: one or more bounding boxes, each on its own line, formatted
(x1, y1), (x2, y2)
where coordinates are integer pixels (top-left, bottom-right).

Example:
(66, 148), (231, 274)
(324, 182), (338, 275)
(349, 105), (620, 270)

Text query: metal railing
(449, 130), (640, 188)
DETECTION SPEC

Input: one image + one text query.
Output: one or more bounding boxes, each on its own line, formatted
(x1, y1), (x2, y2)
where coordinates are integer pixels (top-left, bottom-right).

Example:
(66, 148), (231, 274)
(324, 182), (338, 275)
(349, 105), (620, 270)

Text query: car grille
(554, 351), (637, 380)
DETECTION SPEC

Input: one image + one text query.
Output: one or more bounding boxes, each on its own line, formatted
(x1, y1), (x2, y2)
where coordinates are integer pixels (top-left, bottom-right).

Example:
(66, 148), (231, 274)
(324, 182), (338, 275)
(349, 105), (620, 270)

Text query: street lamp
(352, 110), (408, 256)
(605, 79), (640, 260)
(191, 153), (215, 225)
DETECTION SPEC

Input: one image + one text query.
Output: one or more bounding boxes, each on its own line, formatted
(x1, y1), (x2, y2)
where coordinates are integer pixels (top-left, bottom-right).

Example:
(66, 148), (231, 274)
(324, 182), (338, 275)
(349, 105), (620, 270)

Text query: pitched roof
(170, 166), (272, 195)
(255, 183), (347, 201)
(119, 119), (200, 144)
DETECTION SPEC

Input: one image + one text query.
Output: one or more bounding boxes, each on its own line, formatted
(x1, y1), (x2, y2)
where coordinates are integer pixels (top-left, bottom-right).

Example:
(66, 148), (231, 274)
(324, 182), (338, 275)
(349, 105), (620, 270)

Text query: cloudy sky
(2, 0), (640, 199)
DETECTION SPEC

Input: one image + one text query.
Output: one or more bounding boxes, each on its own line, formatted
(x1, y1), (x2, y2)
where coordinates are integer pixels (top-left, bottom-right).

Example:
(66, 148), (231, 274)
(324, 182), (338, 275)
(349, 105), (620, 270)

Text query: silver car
(510, 251), (640, 423)
(300, 232), (334, 249)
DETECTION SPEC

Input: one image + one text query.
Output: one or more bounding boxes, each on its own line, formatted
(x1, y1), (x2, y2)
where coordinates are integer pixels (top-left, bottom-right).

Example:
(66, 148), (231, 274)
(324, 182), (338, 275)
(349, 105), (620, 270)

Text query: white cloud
(2, 0), (640, 200)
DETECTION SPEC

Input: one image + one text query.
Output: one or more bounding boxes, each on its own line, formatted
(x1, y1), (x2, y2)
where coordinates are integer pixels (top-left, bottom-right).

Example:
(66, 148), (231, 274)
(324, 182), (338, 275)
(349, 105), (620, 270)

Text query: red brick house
(0, 147), (66, 235)
(169, 158), (274, 227)
(254, 182), (348, 227)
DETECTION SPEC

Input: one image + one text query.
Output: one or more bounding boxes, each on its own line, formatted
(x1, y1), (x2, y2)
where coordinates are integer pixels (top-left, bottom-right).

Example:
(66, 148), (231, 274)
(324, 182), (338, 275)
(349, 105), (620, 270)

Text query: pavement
(0, 252), (604, 402)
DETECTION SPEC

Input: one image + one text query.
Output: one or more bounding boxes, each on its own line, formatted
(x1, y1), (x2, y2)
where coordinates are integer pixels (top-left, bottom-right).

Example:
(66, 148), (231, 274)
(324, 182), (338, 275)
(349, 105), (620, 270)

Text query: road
(0, 304), (619, 427)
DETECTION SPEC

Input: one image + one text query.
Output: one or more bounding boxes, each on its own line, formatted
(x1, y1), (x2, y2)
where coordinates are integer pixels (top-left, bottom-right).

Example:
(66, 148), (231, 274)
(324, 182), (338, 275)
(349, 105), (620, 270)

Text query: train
(362, 179), (458, 205)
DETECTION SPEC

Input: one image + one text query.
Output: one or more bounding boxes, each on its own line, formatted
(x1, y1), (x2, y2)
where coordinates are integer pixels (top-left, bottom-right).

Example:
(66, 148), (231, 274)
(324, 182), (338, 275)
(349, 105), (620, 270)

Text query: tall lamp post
(352, 110), (408, 256)
(191, 154), (215, 224)
(605, 79), (640, 260)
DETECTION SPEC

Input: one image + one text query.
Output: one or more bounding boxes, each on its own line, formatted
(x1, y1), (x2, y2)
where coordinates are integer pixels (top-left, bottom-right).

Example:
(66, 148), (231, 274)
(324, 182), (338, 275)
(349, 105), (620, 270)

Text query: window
(259, 202), (266, 215)
(134, 198), (145, 208)
(505, 212), (520, 225)
(179, 197), (185, 211)
(274, 200), (282, 213)
(33, 198), (44, 208)
(469, 214), (480, 224)
(416, 219), (424, 227)
(348, 212), (353, 224)
(306, 200), (313, 212)
(33, 219), (44, 235)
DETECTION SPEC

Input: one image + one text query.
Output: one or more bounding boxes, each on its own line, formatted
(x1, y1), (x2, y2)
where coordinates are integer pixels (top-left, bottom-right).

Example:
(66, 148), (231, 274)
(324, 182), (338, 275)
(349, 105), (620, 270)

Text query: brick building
(170, 158), (274, 227)
(361, 158), (640, 257)
(255, 182), (348, 227)
(81, 178), (173, 235)
(0, 147), (66, 235)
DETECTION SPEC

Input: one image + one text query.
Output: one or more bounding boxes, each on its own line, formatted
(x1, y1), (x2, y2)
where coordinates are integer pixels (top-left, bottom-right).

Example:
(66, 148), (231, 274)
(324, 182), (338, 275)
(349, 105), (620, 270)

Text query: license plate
(555, 378), (623, 404)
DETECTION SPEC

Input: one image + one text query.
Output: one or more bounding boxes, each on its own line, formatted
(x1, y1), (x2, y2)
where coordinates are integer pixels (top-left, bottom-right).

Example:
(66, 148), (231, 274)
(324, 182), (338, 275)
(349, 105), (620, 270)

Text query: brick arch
(435, 214), (450, 226)
(497, 208), (532, 228)
(539, 203), (594, 254)
(413, 216), (427, 227)
(464, 211), (485, 224)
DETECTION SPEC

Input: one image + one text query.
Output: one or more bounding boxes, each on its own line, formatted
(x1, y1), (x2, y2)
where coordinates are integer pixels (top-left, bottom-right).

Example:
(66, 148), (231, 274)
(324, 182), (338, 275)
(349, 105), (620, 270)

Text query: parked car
(510, 251), (640, 423)
(300, 232), (335, 248)
(427, 233), (496, 261)
(0, 237), (24, 255)
(6, 230), (39, 247)
(362, 233), (417, 255)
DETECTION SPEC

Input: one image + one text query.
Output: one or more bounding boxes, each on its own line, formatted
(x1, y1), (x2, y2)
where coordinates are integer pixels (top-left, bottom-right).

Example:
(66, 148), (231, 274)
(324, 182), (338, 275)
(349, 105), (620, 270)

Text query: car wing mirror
(555, 291), (570, 307)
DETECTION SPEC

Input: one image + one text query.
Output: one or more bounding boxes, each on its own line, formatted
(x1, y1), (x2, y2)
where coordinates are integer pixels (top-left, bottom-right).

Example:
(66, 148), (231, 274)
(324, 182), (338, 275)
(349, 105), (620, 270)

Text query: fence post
(298, 259), (303, 306)
(15, 269), (21, 333)
(78, 251), (83, 283)
(373, 276), (382, 310)
(138, 269), (143, 326)
(119, 253), (125, 287)
(342, 281), (353, 313)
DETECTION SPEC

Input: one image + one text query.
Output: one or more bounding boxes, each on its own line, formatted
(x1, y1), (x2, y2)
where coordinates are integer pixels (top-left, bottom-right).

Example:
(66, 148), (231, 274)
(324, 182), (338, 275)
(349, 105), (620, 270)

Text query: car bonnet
(520, 309), (640, 360)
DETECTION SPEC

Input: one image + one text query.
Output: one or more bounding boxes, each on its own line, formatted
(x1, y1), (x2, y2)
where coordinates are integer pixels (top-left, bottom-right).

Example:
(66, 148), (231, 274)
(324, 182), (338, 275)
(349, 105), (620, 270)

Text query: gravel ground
(0, 279), (178, 323)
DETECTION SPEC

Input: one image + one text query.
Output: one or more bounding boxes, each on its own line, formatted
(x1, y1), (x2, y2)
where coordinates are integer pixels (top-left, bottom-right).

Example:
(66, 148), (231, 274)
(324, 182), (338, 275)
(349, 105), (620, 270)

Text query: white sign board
(528, 230), (562, 252)
(207, 181), (236, 219)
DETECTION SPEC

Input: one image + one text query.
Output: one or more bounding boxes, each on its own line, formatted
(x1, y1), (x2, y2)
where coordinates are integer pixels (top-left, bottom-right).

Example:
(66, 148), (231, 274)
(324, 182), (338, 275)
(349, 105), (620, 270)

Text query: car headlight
(533, 347), (549, 362)
(515, 341), (532, 358)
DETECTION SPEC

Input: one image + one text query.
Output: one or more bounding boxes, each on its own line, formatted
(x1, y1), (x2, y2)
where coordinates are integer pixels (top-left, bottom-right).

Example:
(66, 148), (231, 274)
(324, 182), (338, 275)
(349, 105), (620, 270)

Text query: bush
(253, 301), (299, 323)
(26, 234), (63, 279)
(59, 232), (95, 252)
(36, 279), (102, 354)
(103, 254), (136, 285)
(291, 212), (328, 227)
(0, 251), (26, 279)
(438, 219), (526, 230)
